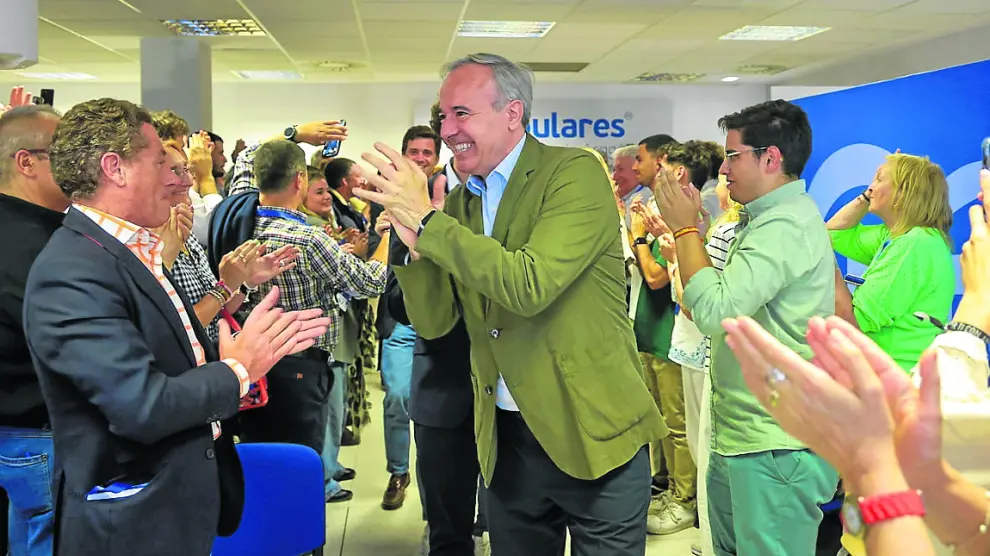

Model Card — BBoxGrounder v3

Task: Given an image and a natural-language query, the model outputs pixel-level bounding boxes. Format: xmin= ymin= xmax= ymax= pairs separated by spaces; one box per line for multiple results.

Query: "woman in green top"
xmin=826 ymin=153 xmax=955 ymax=372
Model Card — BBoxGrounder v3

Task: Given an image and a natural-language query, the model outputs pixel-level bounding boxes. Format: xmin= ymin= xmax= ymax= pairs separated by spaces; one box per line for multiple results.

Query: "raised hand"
xmin=2 ymin=86 xmax=33 ymax=114
xmin=295 ymin=120 xmax=348 ymax=148
xmin=352 ymin=143 xmax=434 ymax=234
xmin=245 ymin=244 xmax=299 ymax=287
xmin=218 ymin=287 xmax=331 ymax=382
xmin=652 ymin=167 xmax=700 ymax=231
xmin=219 ymin=240 xmax=260 ymax=291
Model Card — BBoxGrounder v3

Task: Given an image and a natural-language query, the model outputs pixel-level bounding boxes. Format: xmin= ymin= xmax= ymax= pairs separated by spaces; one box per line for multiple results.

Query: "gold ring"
xmin=769 ymin=389 xmax=780 ymax=408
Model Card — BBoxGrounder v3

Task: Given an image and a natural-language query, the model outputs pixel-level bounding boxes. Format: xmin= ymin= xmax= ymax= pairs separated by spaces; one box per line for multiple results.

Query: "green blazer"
xmin=393 ymin=135 xmax=667 ymax=483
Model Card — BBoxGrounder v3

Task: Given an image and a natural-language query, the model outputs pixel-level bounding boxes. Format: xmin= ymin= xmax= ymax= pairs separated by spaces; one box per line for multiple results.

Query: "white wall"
xmin=0 ymin=80 xmax=769 ymax=166
xmin=770 ymin=86 xmax=848 ymax=101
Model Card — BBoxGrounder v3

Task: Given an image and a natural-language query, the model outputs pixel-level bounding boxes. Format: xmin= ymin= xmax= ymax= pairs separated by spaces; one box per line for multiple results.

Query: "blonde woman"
xmin=827 ymin=153 xmax=955 ymax=372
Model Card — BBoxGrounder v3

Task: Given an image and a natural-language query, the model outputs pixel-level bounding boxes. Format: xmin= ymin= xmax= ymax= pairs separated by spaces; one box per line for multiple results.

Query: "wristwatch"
xmin=239 ymin=282 xmax=259 ymax=298
xmin=946 ymin=321 xmax=990 ymax=345
xmin=283 ymin=125 xmax=297 ymax=142
xmin=841 ymin=490 xmax=925 ymax=540
xmin=633 ymin=237 xmax=649 ymax=246
xmin=418 ymin=209 xmax=437 ymax=236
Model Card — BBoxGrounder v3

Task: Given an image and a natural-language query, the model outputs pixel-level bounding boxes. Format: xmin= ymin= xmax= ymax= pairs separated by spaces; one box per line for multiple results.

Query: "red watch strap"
xmin=859 ymin=490 xmax=925 ymax=525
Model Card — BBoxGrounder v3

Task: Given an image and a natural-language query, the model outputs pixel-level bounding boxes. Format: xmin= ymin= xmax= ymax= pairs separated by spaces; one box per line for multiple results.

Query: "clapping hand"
xmin=652 ymin=167 xmax=703 ymax=232
xmin=245 ymin=244 xmax=299 ymax=287
xmin=218 ymin=287 xmax=332 ymax=383
xmin=352 ymin=143 xmax=434 ymax=253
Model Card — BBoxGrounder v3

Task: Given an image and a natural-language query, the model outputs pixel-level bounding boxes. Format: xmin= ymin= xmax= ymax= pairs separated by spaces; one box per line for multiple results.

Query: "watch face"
xmin=284 ymin=126 xmax=295 ymax=140
xmin=841 ymin=502 xmax=864 ymax=536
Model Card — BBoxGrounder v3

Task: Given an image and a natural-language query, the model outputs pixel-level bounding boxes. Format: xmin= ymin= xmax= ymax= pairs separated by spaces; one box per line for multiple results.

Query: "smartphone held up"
xmin=323 ymin=119 xmax=346 ymax=158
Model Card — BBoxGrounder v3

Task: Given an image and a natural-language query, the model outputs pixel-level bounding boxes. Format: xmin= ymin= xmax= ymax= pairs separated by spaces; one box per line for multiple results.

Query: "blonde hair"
xmin=707 ymin=176 xmax=743 ymax=240
xmin=886 ymin=153 xmax=952 ymax=242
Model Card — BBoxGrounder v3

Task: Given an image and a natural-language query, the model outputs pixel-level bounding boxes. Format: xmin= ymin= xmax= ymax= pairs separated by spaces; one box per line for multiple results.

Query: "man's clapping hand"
xmin=218 ymin=286 xmax=331 ymax=383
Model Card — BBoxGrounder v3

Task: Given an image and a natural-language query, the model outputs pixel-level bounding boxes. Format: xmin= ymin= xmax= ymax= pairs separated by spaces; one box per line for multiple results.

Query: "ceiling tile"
xmin=39 ymin=0 xmax=141 ymax=20
xmin=124 ymin=0 xmax=247 ymax=20
xmin=362 ymin=21 xmax=455 ymax=38
xmin=359 ymin=2 xmax=462 ymax=21
xmin=757 ymin=9 xmax=872 ymax=27
xmin=895 ymin=0 xmax=990 ymax=14
xmin=640 ymin=7 xmax=780 ymax=39
xmin=691 ymin=0 xmax=805 ymax=7
xmin=796 ymin=0 xmax=916 ymax=10
xmin=462 ymin=4 xmax=576 ymax=21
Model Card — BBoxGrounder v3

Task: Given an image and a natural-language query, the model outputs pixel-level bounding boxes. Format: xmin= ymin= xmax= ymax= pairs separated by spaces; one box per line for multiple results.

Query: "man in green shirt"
xmin=654 ymin=100 xmax=840 ymax=555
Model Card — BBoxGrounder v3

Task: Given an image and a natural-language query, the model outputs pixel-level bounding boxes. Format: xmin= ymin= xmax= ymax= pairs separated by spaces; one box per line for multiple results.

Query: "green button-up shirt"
xmin=682 ymin=180 xmax=836 ymax=456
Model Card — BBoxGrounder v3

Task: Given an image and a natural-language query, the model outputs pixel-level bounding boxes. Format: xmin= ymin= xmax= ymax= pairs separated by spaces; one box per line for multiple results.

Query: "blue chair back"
xmin=212 ymin=443 xmax=326 ymax=556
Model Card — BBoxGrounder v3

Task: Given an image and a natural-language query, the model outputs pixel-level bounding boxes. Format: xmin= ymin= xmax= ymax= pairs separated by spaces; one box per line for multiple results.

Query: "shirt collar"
xmin=742 ymin=179 xmax=806 ymax=220
xmin=73 ymin=203 xmax=156 ymax=246
xmin=465 ymin=134 xmax=527 ymax=197
xmin=621 ymin=185 xmax=649 ymax=204
xmin=444 ymin=162 xmax=462 ymax=191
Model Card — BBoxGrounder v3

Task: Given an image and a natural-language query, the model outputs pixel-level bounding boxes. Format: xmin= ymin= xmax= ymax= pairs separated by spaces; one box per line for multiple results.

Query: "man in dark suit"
xmin=23 ymin=98 xmax=330 ymax=556
xmin=383 ymin=161 xmax=488 ymax=555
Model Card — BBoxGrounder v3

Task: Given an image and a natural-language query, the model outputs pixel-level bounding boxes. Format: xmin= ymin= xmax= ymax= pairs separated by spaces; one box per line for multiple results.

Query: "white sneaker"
xmin=473 ymin=532 xmax=491 ymax=556
xmin=649 ymin=490 xmax=671 ymax=514
xmin=646 ymin=501 xmax=696 ymax=535
xmin=691 ymin=543 xmax=702 ymax=555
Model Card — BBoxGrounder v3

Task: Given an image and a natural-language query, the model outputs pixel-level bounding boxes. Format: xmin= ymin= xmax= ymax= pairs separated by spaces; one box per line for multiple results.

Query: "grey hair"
xmin=612 ymin=144 xmax=638 ymax=164
xmin=0 ymin=105 xmax=61 ymax=185
xmin=442 ymin=53 xmax=534 ymax=126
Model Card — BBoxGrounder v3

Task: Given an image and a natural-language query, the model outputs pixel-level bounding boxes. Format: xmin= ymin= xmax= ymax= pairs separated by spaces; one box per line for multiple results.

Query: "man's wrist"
xmin=223 ymin=358 xmax=251 ymax=398
xmin=846 ymin=447 xmax=904 ymax=494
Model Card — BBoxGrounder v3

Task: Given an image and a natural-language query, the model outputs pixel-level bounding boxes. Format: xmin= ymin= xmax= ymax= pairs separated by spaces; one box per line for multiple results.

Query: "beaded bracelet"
xmin=948 ymin=491 xmax=990 ymax=553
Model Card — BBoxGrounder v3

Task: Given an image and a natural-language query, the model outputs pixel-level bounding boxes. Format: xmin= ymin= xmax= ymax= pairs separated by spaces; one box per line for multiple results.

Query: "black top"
xmin=0 ymin=193 xmax=65 ymax=428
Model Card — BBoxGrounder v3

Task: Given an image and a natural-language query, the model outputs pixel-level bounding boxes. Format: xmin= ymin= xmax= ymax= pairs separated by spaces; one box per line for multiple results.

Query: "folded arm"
xmin=24 ymin=263 xmax=241 ymax=445
xmin=414 ymin=153 xmax=617 ymax=319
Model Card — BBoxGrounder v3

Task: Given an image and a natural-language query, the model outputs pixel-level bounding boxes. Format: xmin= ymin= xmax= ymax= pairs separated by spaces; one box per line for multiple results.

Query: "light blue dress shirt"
xmin=463 ymin=134 xmax=527 ymax=411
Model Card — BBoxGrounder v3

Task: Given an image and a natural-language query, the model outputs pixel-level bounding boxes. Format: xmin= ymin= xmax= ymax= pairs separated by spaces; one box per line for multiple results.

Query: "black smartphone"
xmin=39 ymin=88 xmax=55 ymax=106
xmin=322 ymin=119 xmax=345 ymax=158
xmin=982 ymin=136 xmax=990 ymax=171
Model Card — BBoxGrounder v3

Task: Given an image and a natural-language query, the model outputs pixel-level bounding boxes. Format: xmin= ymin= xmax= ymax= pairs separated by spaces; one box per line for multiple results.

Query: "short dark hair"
xmin=51 ymin=98 xmax=154 ymax=200
xmin=638 ymin=134 xmax=678 ymax=157
xmin=324 ymin=158 xmax=356 ymax=190
xmin=718 ymin=100 xmax=812 ymax=178
xmin=254 ymin=139 xmax=306 ymax=193
xmin=402 ymin=125 xmax=441 ymax=156
xmin=665 ymin=141 xmax=715 ymax=190
xmin=207 ymin=131 xmax=223 ymax=144
xmin=705 ymin=141 xmax=726 ymax=181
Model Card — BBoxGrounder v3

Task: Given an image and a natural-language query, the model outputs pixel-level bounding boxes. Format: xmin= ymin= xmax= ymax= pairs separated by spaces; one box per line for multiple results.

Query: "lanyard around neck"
xmin=257 ymin=207 xmax=307 ymax=225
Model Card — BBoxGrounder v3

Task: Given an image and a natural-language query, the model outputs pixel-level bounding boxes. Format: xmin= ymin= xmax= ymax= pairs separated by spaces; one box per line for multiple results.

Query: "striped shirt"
xmin=74 ymin=205 xmax=250 ymax=436
xmin=702 ymin=220 xmax=738 ymax=369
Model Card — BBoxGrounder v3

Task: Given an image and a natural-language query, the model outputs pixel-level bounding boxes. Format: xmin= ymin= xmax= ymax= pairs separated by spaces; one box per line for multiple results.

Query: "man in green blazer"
xmin=354 ymin=53 xmax=667 ymax=556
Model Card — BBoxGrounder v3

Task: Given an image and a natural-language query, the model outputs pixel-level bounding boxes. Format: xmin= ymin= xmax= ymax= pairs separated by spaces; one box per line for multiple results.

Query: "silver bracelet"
xmin=948 ymin=491 xmax=990 ymax=552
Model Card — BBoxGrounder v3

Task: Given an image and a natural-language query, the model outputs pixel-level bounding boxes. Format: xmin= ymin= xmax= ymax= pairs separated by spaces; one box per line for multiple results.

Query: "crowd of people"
xmin=0 ymin=50 xmax=988 ymax=556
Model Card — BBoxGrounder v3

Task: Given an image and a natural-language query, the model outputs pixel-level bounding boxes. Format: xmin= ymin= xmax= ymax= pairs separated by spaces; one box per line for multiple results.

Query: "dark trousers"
xmin=238 ymin=352 xmax=333 ymax=454
xmin=488 ymin=410 xmax=650 ymax=556
xmin=415 ymin=415 xmax=487 ymax=556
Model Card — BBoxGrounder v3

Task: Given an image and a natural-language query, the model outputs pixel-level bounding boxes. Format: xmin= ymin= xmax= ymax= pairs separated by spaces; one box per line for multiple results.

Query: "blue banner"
xmin=794 ymin=59 xmax=990 ymax=313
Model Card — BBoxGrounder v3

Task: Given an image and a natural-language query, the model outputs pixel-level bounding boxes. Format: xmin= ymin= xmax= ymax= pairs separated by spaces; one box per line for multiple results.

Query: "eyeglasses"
xmin=10 ymin=148 xmax=49 ymax=159
xmin=725 ymin=147 xmax=769 ymax=164
xmin=169 ymin=165 xmax=191 ymax=178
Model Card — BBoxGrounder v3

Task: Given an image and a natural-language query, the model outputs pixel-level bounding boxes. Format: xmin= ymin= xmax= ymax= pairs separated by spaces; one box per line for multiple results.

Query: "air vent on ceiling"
xmin=634 ymin=72 xmax=705 ymax=83
xmin=522 ymin=62 xmax=588 ymax=73
xmin=313 ymin=61 xmax=365 ymax=72
xmin=162 ymin=19 xmax=265 ymax=37
xmin=737 ymin=64 xmax=789 ymax=75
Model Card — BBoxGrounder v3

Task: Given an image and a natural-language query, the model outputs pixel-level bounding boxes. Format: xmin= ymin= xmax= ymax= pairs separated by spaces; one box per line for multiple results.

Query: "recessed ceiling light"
xmin=720 ymin=25 xmax=830 ymax=41
xmin=721 ymin=76 xmax=740 ymax=83
xmin=232 ymin=70 xmax=302 ymax=80
xmin=17 ymin=72 xmax=97 ymax=80
xmin=162 ymin=19 xmax=266 ymax=37
xmin=457 ymin=20 xmax=555 ymax=38
xmin=737 ymin=64 xmax=790 ymax=75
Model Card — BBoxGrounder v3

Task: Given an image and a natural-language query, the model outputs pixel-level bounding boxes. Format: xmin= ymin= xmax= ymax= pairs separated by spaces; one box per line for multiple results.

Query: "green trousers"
xmin=707 ymin=449 xmax=838 ymax=556
xmin=640 ymin=352 xmax=695 ymax=507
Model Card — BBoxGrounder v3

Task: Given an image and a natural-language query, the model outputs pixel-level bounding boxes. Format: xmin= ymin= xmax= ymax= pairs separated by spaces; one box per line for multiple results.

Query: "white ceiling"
xmin=8 ymin=0 xmax=990 ymax=84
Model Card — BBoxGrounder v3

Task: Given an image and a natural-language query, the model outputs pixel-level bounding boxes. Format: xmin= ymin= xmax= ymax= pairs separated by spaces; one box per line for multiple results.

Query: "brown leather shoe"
xmin=381 ymin=473 xmax=410 ymax=510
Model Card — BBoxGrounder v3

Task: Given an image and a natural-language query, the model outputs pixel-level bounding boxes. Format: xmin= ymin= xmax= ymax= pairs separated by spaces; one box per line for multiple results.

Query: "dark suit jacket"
xmin=24 ymin=209 xmax=245 ymax=556
xmin=384 ymin=169 xmax=474 ymax=428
